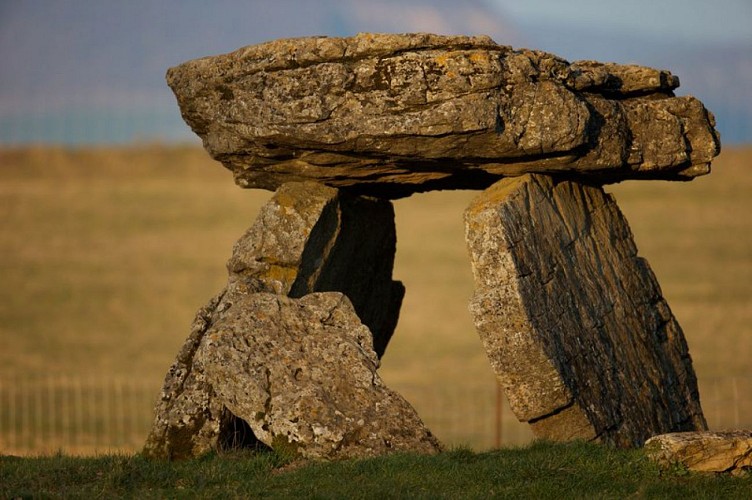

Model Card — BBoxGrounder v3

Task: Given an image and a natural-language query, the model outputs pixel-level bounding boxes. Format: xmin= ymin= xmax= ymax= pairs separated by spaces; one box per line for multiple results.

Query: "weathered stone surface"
xmin=464 ymin=174 xmax=707 ymax=447
xmin=227 ymin=181 xmax=404 ymax=356
xmin=197 ymin=292 xmax=441 ymax=459
xmin=167 ymin=33 xmax=720 ymax=198
xmin=143 ymin=181 xmax=405 ymax=459
xmin=645 ymin=431 xmax=752 ymax=474
xmin=142 ymin=292 xmax=264 ymax=459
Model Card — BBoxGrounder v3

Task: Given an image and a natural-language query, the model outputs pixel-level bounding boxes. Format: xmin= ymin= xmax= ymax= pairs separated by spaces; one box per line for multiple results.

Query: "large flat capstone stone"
xmin=167 ymin=33 xmax=720 ymax=198
xmin=464 ymin=174 xmax=707 ymax=447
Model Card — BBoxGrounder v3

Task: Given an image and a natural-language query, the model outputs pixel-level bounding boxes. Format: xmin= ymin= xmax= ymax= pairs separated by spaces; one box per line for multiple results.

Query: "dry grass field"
xmin=1 ymin=144 xmax=750 ymax=453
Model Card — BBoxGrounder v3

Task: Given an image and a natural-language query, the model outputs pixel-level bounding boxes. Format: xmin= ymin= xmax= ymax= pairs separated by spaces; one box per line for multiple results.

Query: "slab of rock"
xmin=143 ymin=181 xmax=404 ymax=459
xmin=167 ymin=33 xmax=720 ymax=198
xmin=227 ymin=181 xmax=404 ymax=356
xmin=197 ymin=292 xmax=441 ymax=459
xmin=645 ymin=431 xmax=752 ymax=474
xmin=464 ymin=174 xmax=707 ymax=447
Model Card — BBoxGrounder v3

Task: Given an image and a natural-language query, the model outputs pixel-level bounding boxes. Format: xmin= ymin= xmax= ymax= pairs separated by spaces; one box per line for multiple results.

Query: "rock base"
xmin=198 ymin=292 xmax=441 ymax=459
xmin=143 ymin=182 xmax=432 ymax=460
xmin=645 ymin=431 xmax=752 ymax=475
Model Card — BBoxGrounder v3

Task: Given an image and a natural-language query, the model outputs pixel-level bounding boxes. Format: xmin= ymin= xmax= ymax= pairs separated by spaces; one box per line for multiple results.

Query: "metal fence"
xmin=0 ymin=375 xmax=158 ymax=456
xmin=0 ymin=375 xmax=749 ymax=456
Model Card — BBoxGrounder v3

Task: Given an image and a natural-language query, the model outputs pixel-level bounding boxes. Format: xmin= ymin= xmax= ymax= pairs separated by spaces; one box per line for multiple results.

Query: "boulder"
xmin=645 ymin=431 xmax=752 ymax=475
xmin=464 ymin=174 xmax=706 ymax=447
xmin=142 ymin=292 xmax=264 ymax=459
xmin=167 ymin=33 xmax=720 ymax=198
xmin=143 ymin=182 xmax=405 ymax=459
xmin=226 ymin=181 xmax=404 ymax=356
xmin=197 ymin=292 xmax=441 ymax=459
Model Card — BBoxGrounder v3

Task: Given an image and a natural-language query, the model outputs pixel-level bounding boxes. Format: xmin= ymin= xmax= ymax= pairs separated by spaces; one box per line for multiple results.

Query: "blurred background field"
xmin=1 ymin=145 xmax=750 ymax=455
xmin=1 ymin=0 xmax=750 ymax=457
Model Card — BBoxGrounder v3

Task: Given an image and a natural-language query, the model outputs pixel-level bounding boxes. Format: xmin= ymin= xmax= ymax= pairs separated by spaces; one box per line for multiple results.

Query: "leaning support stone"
xmin=464 ymin=174 xmax=707 ymax=447
xmin=143 ymin=181 xmax=405 ymax=459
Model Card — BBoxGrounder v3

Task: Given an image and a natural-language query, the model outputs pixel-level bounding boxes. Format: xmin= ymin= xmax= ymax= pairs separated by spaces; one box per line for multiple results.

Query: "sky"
xmin=0 ymin=0 xmax=749 ymax=144
xmin=490 ymin=0 xmax=752 ymax=45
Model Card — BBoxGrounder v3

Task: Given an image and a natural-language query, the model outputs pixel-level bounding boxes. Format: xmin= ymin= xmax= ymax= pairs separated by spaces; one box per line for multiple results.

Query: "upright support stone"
xmin=464 ymin=174 xmax=707 ymax=447
xmin=227 ymin=181 xmax=404 ymax=356
xmin=143 ymin=181 xmax=405 ymax=459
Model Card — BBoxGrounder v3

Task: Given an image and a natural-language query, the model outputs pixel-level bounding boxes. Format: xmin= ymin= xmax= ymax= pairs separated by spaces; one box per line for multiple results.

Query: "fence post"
xmin=0 ymin=377 xmax=4 ymax=451
xmin=131 ymin=378 xmax=142 ymax=447
xmin=46 ymin=376 xmax=53 ymax=450
xmin=9 ymin=374 xmax=17 ymax=452
xmin=0 ymin=377 xmax=5 ymax=451
xmin=61 ymin=375 xmax=70 ymax=451
xmin=114 ymin=377 xmax=124 ymax=448
xmin=74 ymin=376 xmax=83 ymax=450
xmin=495 ymin=381 xmax=503 ymax=449
xmin=713 ymin=378 xmax=721 ymax=428
xmin=732 ymin=377 xmax=740 ymax=427
xmin=38 ymin=376 xmax=45 ymax=451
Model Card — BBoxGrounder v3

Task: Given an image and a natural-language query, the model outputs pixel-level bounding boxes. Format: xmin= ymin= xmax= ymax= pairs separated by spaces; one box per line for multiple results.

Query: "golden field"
xmin=1 ymin=144 xmax=750 ymax=452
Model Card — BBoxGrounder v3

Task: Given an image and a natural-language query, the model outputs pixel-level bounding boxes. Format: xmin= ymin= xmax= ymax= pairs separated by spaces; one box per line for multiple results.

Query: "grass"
xmin=1 ymin=144 xmax=751 ymax=452
xmin=2 ymin=441 xmax=750 ymax=498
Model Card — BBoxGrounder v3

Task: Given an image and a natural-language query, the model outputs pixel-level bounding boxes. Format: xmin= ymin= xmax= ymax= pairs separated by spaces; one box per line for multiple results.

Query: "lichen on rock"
xmin=464 ymin=174 xmax=707 ymax=447
xmin=143 ymin=181 xmax=408 ymax=459
xmin=167 ymin=33 xmax=720 ymax=198
xmin=197 ymin=292 xmax=441 ymax=459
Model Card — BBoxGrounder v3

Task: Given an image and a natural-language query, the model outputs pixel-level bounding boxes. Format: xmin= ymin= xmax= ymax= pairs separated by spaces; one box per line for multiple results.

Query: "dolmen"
xmin=143 ymin=33 xmax=720 ymax=460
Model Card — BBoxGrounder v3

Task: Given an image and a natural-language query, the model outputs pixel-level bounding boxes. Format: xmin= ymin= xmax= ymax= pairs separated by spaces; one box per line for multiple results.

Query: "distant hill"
xmin=0 ymin=0 xmax=748 ymax=144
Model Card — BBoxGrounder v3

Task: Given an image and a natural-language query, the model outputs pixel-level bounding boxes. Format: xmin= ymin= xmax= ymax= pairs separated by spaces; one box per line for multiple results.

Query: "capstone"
xmin=167 ymin=33 xmax=720 ymax=198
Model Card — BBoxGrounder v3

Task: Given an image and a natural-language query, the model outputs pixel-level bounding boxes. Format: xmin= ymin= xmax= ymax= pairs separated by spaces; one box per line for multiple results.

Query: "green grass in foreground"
xmin=2 ymin=442 xmax=750 ymax=499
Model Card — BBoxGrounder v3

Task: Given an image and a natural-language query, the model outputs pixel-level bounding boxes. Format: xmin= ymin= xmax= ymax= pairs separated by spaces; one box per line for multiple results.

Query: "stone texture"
xmin=645 ymin=431 xmax=752 ymax=474
xmin=142 ymin=292 xmax=264 ymax=459
xmin=143 ymin=181 xmax=405 ymax=459
xmin=226 ymin=181 xmax=404 ymax=356
xmin=167 ymin=33 xmax=720 ymax=198
xmin=197 ymin=292 xmax=441 ymax=459
xmin=464 ymin=174 xmax=706 ymax=447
